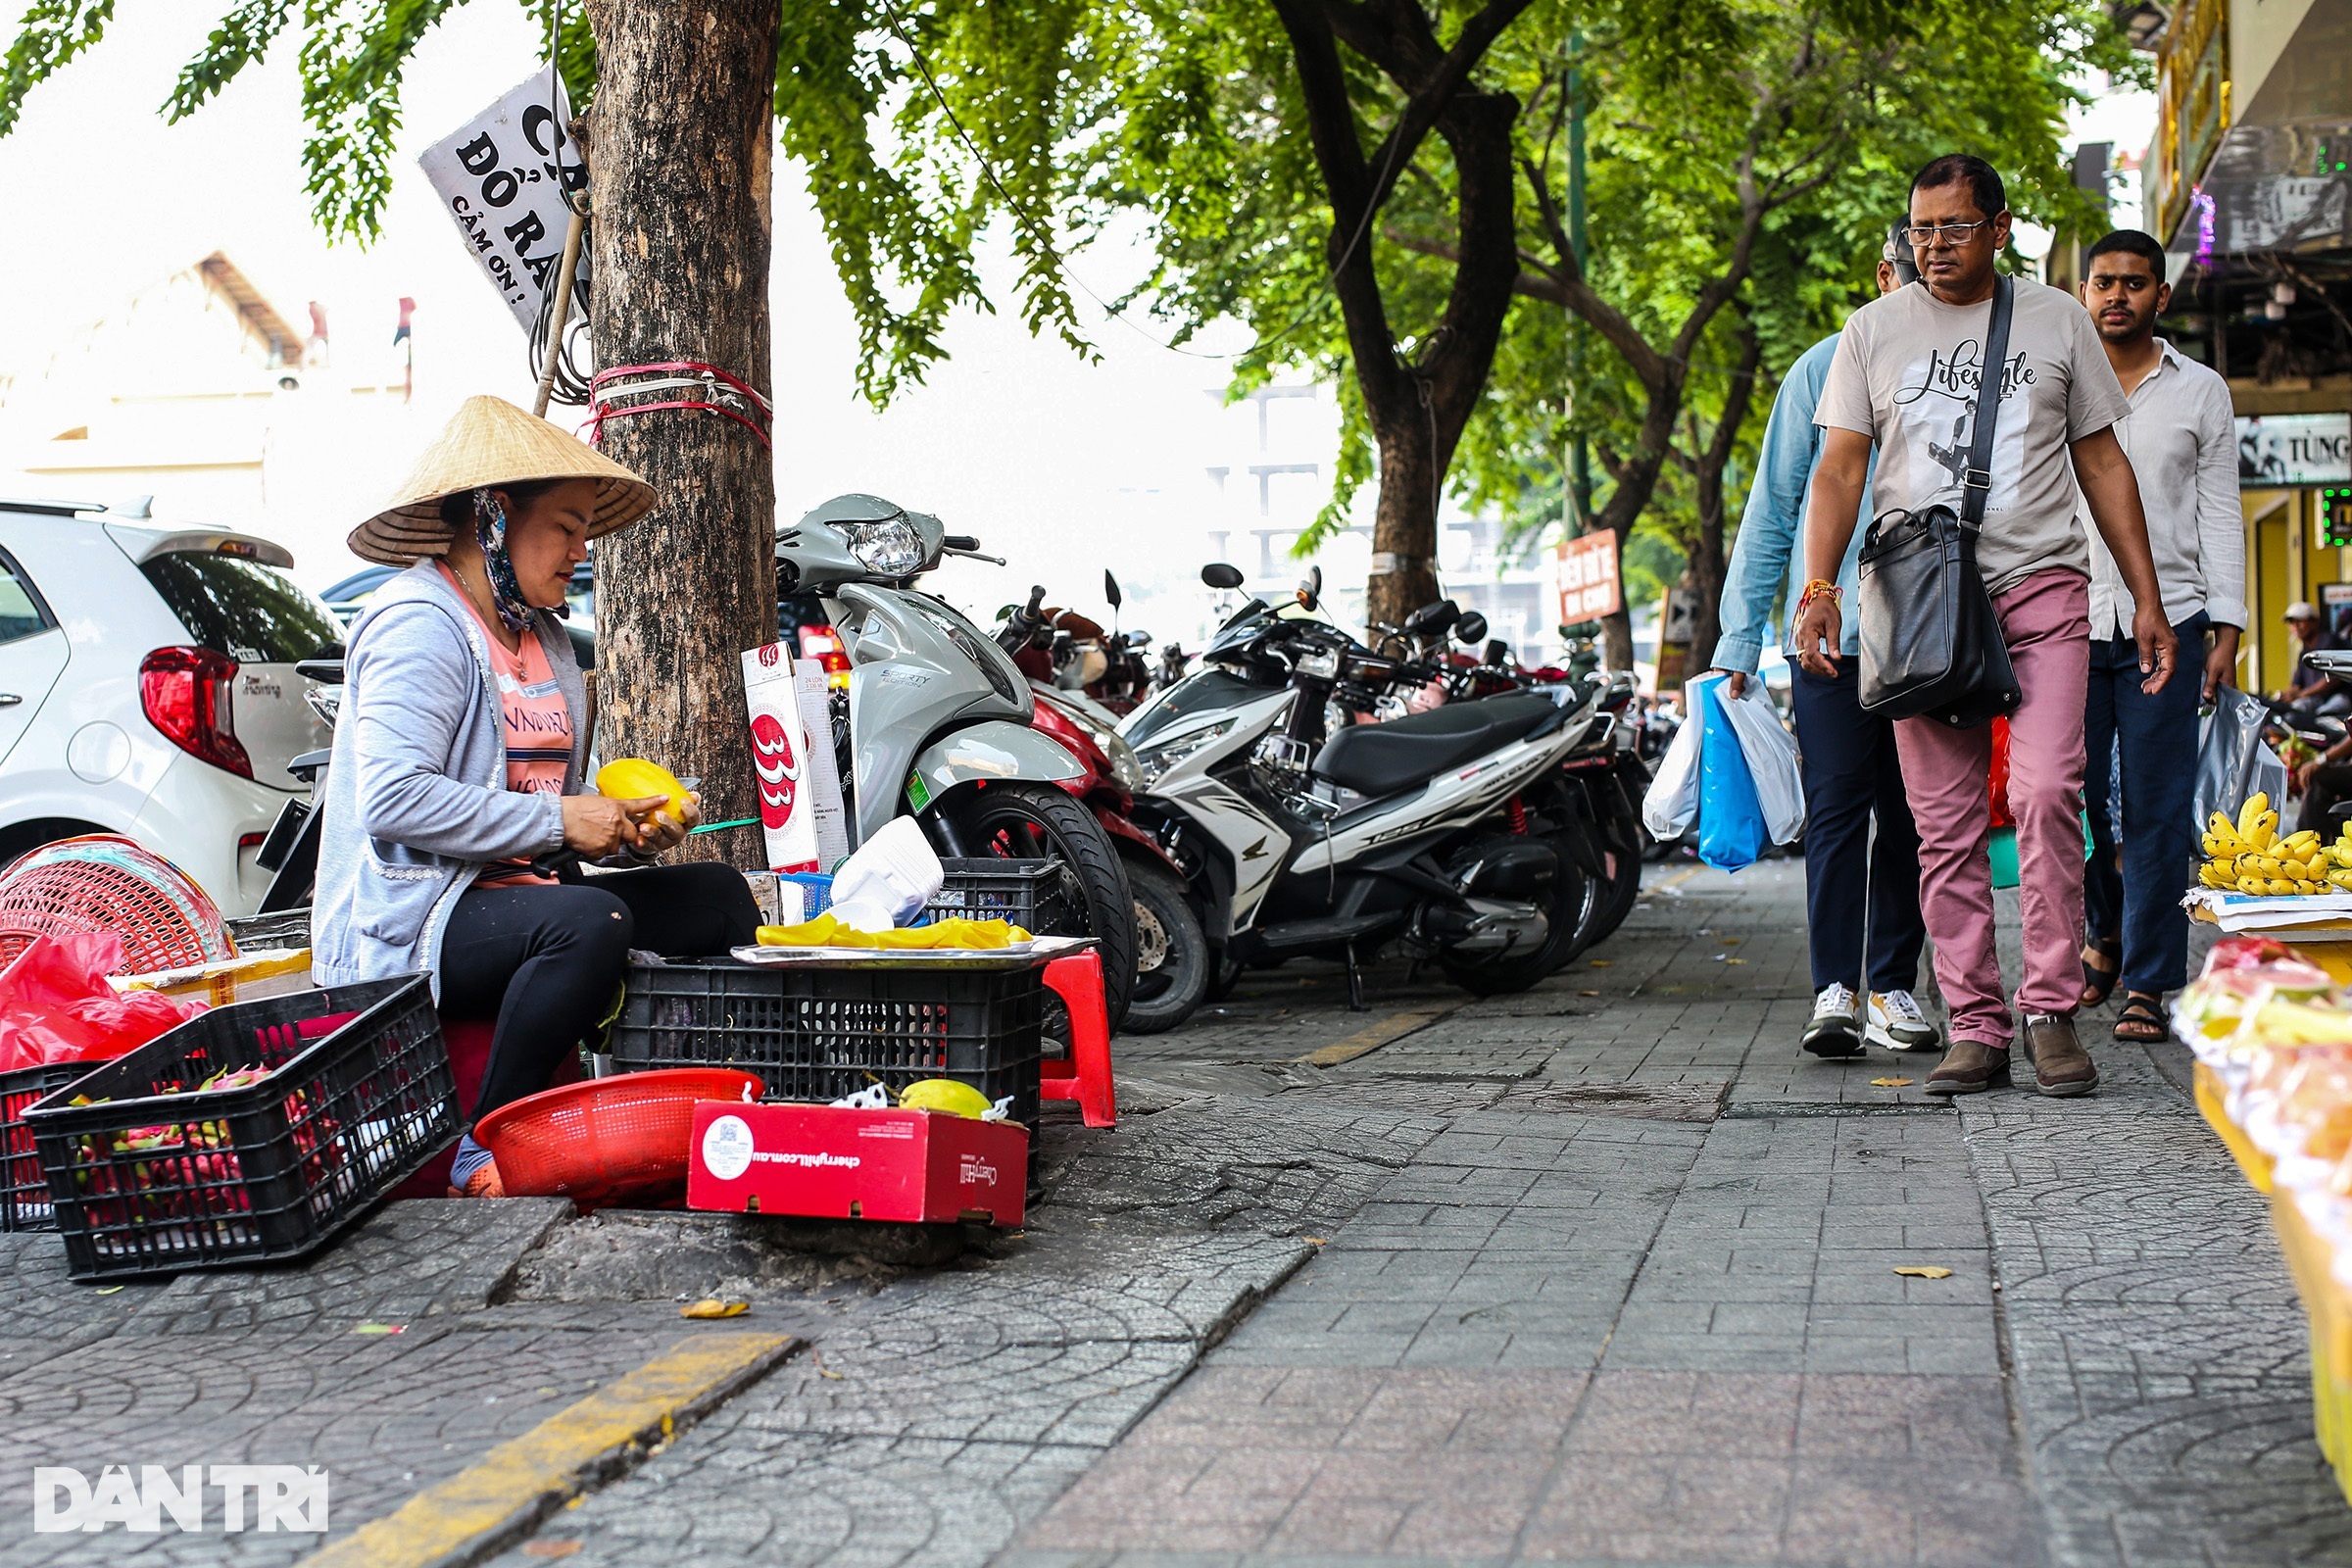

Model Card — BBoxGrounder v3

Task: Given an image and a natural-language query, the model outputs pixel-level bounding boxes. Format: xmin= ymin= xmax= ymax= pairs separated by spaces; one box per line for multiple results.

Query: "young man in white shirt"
xmin=2073 ymin=228 xmax=2244 ymax=1044
xmin=1791 ymin=156 xmax=2176 ymax=1099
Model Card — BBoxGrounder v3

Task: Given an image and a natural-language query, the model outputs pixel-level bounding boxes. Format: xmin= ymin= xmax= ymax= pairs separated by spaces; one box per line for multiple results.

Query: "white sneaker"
xmin=1803 ymin=982 xmax=1865 ymax=1058
xmin=1868 ymin=990 xmax=1941 ymax=1053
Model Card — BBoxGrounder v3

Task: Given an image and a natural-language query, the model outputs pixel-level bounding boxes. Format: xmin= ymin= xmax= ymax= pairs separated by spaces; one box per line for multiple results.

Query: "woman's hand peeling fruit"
xmin=596 ymin=759 xmax=694 ymax=824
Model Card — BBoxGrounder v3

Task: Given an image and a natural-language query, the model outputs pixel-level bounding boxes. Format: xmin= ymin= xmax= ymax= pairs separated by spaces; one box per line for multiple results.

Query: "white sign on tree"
xmin=416 ymin=67 xmax=587 ymax=331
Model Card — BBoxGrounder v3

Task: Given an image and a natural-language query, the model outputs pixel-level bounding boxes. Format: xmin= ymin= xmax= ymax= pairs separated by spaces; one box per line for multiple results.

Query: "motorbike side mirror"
xmin=1296 ymin=564 xmax=1323 ymax=611
xmin=1455 ymin=611 xmax=1489 ymax=645
xmin=1103 ymin=570 xmax=1123 ymax=612
xmin=1402 ymin=599 xmax=1457 ymax=636
xmin=1201 ymin=563 xmax=1245 ymax=590
xmin=1129 ymin=629 xmax=1152 ymax=649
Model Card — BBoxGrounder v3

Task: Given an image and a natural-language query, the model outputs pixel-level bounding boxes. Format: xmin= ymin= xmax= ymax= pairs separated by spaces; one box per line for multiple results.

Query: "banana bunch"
xmin=2200 ymin=793 xmax=2347 ymax=894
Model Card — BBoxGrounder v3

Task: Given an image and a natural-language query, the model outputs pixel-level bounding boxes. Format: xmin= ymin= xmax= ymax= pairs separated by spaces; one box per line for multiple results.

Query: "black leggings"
xmin=439 ymin=861 xmax=759 ymax=1126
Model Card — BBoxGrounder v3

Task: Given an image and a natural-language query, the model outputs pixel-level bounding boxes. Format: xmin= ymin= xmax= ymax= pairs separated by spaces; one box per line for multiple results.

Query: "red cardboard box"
xmin=686 ymin=1102 xmax=1027 ymax=1226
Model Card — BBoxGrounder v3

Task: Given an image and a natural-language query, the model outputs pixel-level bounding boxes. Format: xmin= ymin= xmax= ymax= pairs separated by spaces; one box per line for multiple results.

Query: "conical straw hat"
xmin=351 ymin=395 xmax=658 ymax=564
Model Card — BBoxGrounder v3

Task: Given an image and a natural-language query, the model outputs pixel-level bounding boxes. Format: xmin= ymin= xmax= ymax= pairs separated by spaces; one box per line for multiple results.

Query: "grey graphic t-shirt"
xmin=1816 ymin=278 xmax=2130 ymax=595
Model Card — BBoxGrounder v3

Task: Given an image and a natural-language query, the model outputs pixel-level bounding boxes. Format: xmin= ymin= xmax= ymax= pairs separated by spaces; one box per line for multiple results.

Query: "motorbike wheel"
xmin=1439 ymin=847 xmax=1592 ymax=997
xmin=1119 ymin=858 xmax=1209 ymax=1034
xmin=949 ymin=781 xmax=1139 ymax=1028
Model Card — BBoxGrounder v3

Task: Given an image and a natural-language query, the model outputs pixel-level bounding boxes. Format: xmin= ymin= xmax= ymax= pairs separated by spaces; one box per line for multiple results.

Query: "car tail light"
xmin=140 ymin=646 xmax=253 ymax=779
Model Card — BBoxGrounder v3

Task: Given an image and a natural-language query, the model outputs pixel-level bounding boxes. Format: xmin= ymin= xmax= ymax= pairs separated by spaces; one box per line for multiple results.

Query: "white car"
xmin=0 ymin=498 xmax=339 ymax=917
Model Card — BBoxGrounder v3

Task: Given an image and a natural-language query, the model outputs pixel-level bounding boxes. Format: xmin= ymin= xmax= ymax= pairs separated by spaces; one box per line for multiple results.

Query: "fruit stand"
xmin=2180 ymin=925 xmax=2352 ymax=1504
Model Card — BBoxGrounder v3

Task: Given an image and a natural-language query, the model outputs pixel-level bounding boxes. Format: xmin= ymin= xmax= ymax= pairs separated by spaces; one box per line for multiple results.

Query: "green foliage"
xmin=0 ymin=0 xmax=114 ymax=140
xmin=1449 ymin=0 xmax=2136 ymax=578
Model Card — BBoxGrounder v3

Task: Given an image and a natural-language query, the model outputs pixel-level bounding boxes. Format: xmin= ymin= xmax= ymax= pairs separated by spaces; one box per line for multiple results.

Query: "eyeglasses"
xmin=1905 ymin=220 xmax=1992 ymax=247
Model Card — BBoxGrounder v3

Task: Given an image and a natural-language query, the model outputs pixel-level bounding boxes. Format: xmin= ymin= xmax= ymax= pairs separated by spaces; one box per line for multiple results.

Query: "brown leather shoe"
xmin=2023 ymin=1012 xmax=2097 ymax=1098
xmin=1924 ymin=1041 xmax=2011 ymax=1096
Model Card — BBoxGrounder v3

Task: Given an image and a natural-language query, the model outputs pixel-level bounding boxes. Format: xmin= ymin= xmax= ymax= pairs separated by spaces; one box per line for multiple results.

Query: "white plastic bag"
xmin=1642 ymin=688 xmax=1706 ymax=839
xmin=1638 ymin=673 xmax=1805 ymax=846
xmin=1715 ymin=681 xmax=1805 ymax=845
xmin=828 ymin=816 xmax=944 ymax=929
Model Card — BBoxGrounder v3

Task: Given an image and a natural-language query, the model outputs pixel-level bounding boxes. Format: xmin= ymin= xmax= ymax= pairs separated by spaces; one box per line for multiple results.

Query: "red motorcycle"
xmin=1000 ymin=586 xmax=1212 ymax=1033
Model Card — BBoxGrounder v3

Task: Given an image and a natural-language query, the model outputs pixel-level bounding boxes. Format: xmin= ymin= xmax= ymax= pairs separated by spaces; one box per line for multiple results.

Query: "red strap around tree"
xmin=587 ymin=361 xmax=775 ymax=450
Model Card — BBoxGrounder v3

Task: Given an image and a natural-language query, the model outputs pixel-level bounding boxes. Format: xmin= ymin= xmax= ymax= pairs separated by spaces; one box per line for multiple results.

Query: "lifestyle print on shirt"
xmin=1893 ymin=333 xmax=2030 ymax=519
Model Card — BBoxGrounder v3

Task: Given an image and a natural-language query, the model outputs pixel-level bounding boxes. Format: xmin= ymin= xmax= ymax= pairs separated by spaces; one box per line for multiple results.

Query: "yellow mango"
xmin=595 ymin=758 xmax=693 ymax=824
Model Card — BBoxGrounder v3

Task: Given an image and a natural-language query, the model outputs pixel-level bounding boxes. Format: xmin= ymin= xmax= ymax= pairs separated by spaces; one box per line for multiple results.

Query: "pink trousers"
xmin=1890 ymin=569 xmax=2090 ymax=1047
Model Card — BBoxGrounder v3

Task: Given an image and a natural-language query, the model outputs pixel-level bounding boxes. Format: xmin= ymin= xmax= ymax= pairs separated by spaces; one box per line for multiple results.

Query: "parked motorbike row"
xmin=261 ymin=492 xmax=1650 ymax=1040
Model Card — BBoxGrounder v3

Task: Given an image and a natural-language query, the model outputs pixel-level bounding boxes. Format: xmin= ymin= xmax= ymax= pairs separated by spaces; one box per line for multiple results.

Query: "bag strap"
xmin=1960 ymin=274 xmax=2014 ymax=531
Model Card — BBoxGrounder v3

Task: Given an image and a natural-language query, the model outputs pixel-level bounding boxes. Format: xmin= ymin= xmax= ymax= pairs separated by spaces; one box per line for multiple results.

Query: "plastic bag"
xmin=1714 ymin=681 xmax=1805 ymax=844
xmin=2194 ymin=687 xmax=2270 ymax=830
xmin=1696 ymin=682 xmax=1769 ymax=871
xmin=0 ymin=932 xmax=209 ymax=1073
xmin=1642 ymin=696 xmax=1705 ymax=839
xmin=827 ymin=816 xmax=945 ymax=930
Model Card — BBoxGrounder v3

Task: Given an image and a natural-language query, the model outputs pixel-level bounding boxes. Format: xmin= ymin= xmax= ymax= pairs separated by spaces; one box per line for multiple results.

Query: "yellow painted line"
xmin=1653 ymin=865 xmax=1701 ymax=892
xmin=1298 ymin=1007 xmax=1453 ymax=1067
xmin=300 ymin=1331 xmax=797 ymax=1568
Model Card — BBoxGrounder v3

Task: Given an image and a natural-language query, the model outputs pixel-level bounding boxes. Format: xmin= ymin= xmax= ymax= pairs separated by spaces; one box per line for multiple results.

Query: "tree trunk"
xmin=584 ymin=0 xmax=780 ymax=867
xmin=1366 ymin=415 xmax=1443 ymax=629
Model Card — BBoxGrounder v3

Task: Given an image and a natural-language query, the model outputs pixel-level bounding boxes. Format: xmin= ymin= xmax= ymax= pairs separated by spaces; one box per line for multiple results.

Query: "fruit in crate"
xmin=594 ymin=759 xmax=693 ymax=823
xmin=899 ymin=1079 xmax=998 ymax=1119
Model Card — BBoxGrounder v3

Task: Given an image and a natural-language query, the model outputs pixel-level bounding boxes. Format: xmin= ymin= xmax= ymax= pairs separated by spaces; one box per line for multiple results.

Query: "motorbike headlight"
xmin=1135 ymin=717 xmax=1235 ymax=782
xmin=1296 ymin=647 xmax=1341 ymax=679
xmin=839 ymin=517 xmax=930 ymax=576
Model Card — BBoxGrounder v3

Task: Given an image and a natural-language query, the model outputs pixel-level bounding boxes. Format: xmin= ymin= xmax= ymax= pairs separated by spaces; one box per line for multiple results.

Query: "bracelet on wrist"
xmin=1796 ymin=579 xmax=1842 ymax=614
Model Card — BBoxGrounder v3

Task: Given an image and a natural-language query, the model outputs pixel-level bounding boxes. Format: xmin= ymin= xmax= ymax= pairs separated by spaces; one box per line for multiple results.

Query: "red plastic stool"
xmin=389 ymin=1015 xmax=582 ymax=1199
xmin=1040 ymin=949 xmax=1115 ymax=1128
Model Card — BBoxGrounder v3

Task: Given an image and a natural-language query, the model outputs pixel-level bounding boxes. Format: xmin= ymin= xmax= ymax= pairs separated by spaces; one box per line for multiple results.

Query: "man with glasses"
xmin=1713 ymin=221 xmax=1937 ymax=1059
xmin=2071 ymin=228 xmax=2242 ymax=1047
xmin=1791 ymin=155 xmax=2176 ymax=1098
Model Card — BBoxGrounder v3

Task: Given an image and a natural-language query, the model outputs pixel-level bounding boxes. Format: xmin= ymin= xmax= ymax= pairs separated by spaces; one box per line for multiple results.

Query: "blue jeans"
xmin=1790 ymin=662 xmax=1926 ymax=994
xmin=2082 ymin=613 xmax=2206 ymax=996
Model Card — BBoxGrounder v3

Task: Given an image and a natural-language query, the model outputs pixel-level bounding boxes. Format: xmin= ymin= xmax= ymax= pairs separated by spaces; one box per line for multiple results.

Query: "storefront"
xmin=2129 ymin=0 xmax=2352 ymax=689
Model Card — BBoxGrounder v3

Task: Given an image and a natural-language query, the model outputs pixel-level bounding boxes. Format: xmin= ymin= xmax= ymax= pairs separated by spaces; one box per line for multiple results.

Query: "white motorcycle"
xmin=778 ymin=494 xmax=1138 ymax=1022
xmin=1119 ymin=564 xmax=1611 ymax=1014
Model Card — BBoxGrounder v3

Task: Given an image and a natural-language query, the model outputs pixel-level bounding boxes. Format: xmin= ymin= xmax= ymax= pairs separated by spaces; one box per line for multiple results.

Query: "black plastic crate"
xmin=0 ymin=1060 xmax=105 ymax=1233
xmin=923 ymin=858 xmax=1067 ymax=931
xmin=24 ymin=977 xmax=456 ymax=1281
xmin=611 ymin=957 xmax=1045 ymax=1124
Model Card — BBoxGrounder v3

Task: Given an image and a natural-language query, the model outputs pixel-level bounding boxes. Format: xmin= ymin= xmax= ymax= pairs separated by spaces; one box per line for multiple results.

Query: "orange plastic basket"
xmin=473 ymin=1067 xmax=763 ymax=1208
xmin=0 ymin=836 xmax=230 ymax=974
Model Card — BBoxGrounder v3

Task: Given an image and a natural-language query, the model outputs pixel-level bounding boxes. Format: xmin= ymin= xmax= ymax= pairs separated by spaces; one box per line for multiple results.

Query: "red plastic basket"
xmin=475 ymin=1067 xmax=763 ymax=1208
xmin=0 ymin=836 xmax=231 ymax=974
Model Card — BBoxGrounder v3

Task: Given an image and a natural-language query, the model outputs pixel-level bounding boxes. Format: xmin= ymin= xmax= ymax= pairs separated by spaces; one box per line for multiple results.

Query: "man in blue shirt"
xmin=1711 ymin=221 xmax=1933 ymax=1059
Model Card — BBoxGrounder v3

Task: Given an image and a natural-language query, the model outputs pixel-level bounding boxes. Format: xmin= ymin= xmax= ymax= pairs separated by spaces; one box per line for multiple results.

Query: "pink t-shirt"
xmin=438 ymin=564 xmax=572 ymax=887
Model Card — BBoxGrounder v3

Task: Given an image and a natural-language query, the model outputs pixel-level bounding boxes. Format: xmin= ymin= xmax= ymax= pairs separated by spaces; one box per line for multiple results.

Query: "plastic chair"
xmin=1040 ymin=949 xmax=1115 ymax=1128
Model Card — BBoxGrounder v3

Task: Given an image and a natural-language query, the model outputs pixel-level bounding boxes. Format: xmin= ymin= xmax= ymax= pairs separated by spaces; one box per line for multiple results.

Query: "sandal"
xmin=2080 ymin=935 xmax=2123 ymax=1008
xmin=2113 ymin=993 xmax=2169 ymax=1043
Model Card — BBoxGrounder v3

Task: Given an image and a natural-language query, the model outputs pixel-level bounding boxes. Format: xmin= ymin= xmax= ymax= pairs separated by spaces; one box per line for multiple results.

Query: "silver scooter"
xmin=777 ymin=494 xmax=1138 ymax=1021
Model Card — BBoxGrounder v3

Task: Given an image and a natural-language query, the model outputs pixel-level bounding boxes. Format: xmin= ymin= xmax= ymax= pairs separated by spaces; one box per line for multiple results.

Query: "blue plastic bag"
xmin=1696 ymin=681 xmax=1768 ymax=871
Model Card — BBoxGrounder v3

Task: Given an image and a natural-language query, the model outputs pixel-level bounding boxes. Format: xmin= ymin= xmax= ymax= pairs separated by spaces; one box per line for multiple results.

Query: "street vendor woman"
xmin=312 ymin=395 xmax=758 ymax=1197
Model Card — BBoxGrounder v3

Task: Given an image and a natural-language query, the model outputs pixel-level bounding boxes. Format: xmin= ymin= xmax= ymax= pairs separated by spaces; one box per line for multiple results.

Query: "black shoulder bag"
xmin=1854 ymin=274 xmax=2024 ymax=728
